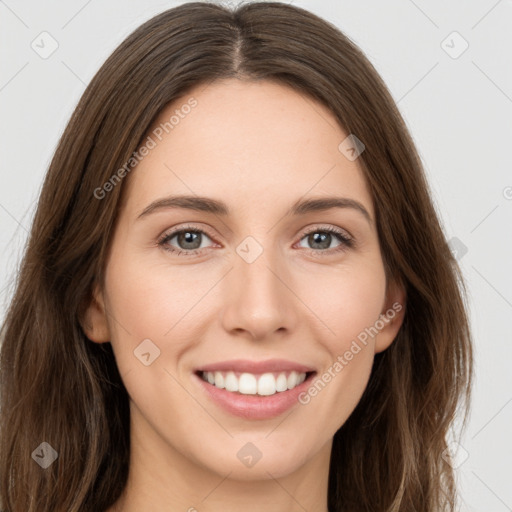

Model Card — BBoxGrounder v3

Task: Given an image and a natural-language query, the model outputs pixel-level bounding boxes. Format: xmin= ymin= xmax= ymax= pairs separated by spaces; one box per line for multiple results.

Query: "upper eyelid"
xmin=301 ymin=224 xmax=351 ymax=238
xmin=159 ymin=224 xmax=216 ymax=242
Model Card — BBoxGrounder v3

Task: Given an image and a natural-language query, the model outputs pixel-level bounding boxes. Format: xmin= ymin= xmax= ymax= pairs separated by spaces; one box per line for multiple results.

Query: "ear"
xmin=80 ymin=282 xmax=111 ymax=343
xmin=374 ymin=278 xmax=406 ymax=354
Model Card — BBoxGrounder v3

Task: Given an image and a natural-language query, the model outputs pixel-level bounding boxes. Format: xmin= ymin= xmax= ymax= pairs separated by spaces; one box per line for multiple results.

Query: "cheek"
xmin=305 ymin=258 xmax=387 ymax=348
xmin=104 ymin=252 xmax=209 ymax=340
xmin=297 ymin=258 xmax=386 ymax=425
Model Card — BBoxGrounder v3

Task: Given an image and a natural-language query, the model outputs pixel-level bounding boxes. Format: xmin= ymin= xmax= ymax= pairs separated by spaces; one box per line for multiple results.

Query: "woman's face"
xmin=86 ymin=78 xmax=404 ymax=481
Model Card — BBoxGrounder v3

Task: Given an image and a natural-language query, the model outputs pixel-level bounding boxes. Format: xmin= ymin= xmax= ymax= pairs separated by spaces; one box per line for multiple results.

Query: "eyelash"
xmin=157 ymin=224 xmax=354 ymax=257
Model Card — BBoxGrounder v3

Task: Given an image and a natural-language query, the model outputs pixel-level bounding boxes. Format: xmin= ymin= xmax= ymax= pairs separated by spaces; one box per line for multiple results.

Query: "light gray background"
xmin=1 ymin=0 xmax=511 ymax=510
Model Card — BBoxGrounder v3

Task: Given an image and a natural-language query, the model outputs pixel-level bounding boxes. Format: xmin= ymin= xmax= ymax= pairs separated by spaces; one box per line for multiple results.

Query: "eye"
xmin=296 ymin=226 xmax=354 ymax=255
xmin=157 ymin=225 xmax=216 ymax=256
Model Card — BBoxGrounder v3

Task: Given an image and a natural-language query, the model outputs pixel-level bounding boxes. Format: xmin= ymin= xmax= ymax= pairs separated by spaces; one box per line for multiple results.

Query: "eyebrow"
xmin=136 ymin=194 xmax=372 ymax=224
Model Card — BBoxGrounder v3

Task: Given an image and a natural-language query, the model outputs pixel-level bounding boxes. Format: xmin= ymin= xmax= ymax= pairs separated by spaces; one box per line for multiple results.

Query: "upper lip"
xmin=196 ymin=358 xmax=316 ymax=374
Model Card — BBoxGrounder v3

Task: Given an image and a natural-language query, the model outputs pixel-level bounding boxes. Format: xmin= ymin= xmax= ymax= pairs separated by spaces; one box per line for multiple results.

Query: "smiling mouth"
xmin=196 ymin=370 xmax=316 ymax=396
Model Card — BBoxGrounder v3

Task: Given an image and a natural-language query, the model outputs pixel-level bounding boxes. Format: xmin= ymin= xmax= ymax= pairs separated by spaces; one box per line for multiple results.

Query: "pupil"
xmin=179 ymin=231 xmax=201 ymax=249
xmin=310 ymin=232 xmax=330 ymax=249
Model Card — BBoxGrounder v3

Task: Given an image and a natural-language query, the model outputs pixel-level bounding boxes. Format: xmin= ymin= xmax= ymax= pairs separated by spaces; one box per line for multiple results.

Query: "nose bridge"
xmin=221 ymin=235 xmax=296 ymax=339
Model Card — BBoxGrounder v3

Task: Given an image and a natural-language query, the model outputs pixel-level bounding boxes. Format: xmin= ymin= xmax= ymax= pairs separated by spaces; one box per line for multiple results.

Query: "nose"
xmin=220 ymin=246 xmax=298 ymax=342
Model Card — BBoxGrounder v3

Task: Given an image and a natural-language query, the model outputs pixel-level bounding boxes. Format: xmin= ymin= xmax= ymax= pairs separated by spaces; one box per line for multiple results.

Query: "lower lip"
xmin=193 ymin=372 xmax=316 ymax=420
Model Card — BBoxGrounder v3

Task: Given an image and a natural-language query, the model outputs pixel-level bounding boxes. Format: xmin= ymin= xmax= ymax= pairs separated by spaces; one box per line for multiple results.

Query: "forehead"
xmin=121 ymin=78 xmax=373 ymax=219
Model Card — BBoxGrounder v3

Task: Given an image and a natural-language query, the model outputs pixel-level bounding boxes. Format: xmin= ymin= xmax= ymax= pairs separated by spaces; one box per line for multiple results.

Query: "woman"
xmin=0 ymin=2 xmax=472 ymax=511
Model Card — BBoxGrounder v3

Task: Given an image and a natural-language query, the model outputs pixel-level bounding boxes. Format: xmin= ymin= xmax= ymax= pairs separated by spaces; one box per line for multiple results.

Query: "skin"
xmin=84 ymin=78 xmax=405 ymax=512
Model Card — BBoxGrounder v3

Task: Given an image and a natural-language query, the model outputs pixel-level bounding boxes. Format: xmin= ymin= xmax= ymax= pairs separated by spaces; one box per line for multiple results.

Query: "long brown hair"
xmin=0 ymin=2 xmax=472 ymax=510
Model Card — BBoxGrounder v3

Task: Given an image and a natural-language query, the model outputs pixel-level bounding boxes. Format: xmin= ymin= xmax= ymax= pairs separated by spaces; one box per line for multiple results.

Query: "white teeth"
xmin=239 ymin=373 xmax=257 ymax=394
xmin=224 ymin=371 xmax=238 ymax=392
xmin=214 ymin=371 xmax=224 ymax=389
xmin=258 ymin=373 xmax=277 ymax=396
xmin=201 ymin=370 xmax=308 ymax=396
xmin=276 ymin=373 xmax=288 ymax=392
xmin=287 ymin=371 xmax=298 ymax=389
